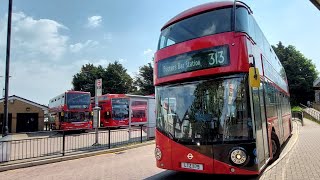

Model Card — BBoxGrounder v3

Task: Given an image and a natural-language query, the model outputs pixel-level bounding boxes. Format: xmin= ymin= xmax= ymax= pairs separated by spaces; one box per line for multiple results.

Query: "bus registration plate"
xmin=181 ymin=162 xmax=203 ymax=170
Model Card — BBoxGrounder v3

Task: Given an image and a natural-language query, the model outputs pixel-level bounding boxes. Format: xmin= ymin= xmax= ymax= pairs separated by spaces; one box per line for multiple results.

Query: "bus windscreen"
xmin=66 ymin=93 xmax=90 ymax=109
xmin=111 ymin=98 xmax=129 ymax=120
xmin=158 ymin=8 xmax=232 ymax=49
xmin=156 ymin=75 xmax=253 ymax=143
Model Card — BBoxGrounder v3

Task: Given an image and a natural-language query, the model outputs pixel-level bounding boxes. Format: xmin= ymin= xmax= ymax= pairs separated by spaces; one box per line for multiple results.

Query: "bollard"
xmin=140 ymin=125 xmax=143 ymax=143
xmin=62 ymin=131 xmax=65 ymax=156
xmin=108 ymin=128 xmax=111 ymax=149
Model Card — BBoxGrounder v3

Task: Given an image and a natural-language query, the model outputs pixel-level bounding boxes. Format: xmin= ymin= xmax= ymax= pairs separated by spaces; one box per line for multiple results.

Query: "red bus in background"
xmin=97 ymin=94 xmax=130 ymax=127
xmin=49 ymin=91 xmax=92 ymax=131
xmin=154 ymin=1 xmax=291 ymax=175
xmin=131 ymin=100 xmax=148 ymax=123
xmin=95 ymin=94 xmax=151 ymax=128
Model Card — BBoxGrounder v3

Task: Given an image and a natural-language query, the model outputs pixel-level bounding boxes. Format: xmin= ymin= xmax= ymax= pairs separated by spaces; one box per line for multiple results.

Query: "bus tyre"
xmin=269 ymin=132 xmax=280 ymax=164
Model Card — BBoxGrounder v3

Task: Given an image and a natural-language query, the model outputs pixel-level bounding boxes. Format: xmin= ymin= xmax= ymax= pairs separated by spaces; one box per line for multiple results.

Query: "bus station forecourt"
xmin=1 ymin=118 xmax=320 ymax=180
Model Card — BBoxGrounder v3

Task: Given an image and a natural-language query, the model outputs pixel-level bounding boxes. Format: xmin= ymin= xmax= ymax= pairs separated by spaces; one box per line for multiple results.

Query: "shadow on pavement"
xmin=144 ymin=170 xmax=260 ymax=180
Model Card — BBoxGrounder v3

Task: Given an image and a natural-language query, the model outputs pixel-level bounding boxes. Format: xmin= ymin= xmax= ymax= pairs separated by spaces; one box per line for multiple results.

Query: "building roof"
xmin=0 ymin=95 xmax=48 ymax=110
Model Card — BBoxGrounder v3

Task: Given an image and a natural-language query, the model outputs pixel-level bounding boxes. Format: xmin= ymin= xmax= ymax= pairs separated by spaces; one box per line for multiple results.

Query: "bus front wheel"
xmin=269 ymin=132 xmax=280 ymax=164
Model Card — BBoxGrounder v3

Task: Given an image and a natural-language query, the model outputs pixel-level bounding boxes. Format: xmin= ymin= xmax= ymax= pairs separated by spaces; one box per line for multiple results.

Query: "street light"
xmin=0 ymin=76 xmax=11 ymax=98
xmin=2 ymin=0 xmax=13 ymax=137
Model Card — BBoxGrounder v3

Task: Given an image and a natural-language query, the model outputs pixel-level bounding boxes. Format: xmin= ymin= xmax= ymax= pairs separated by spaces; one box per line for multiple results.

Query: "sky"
xmin=0 ymin=0 xmax=319 ymax=105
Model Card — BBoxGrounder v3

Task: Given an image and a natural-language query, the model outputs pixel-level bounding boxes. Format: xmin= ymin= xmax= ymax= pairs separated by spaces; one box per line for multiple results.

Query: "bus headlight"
xmin=155 ymin=147 xmax=162 ymax=160
xmin=230 ymin=147 xmax=247 ymax=165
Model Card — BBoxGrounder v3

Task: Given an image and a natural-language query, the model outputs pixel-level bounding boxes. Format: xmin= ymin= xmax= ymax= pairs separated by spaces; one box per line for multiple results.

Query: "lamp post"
xmin=2 ymin=0 xmax=13 ymax=137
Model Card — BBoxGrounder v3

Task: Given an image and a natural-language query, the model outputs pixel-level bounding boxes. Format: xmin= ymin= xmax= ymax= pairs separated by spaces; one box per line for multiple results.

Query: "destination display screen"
xmin=157 ymin=45 xmax=230 ymax=78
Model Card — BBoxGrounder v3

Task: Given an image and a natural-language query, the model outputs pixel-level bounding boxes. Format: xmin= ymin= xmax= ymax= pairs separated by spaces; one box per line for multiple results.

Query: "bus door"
xmin=276 ymin=93 xmax=284 ymax=144
xmin=250 ymin=83 xmax=270 ymax=169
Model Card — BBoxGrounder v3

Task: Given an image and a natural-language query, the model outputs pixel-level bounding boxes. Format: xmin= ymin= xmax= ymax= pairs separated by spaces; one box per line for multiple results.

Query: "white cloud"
xmin=69 ymin=40 xmax=99 ymax=53
xmin=7 ymin=57 xmax=111 ymax=105
xmin=0 ymin=12 xmax=69 ymax=60
xmin=75 ymin=58 xmax=110 ymax=67
xmin=9 ymin=60 xmax=77 ymax=105
xmin=87 ymin=15 xmax=102 ymax=28
xmin=143 ymin=49 xmax=153 ymax=55
xmin=118 ymin=58 xmax=127 ymax=63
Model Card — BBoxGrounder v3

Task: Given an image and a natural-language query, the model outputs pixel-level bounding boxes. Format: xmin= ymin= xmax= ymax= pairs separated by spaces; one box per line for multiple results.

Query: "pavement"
xmin=260 ymin=118 xmax=320 ymax=180
xmin=0 ymin=118 xmax=319 ymax=180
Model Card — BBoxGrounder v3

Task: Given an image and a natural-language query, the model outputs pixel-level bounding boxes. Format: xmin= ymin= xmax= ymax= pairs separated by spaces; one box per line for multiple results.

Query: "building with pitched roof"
xmin=0 ymin=95 xmax=48 ymax=133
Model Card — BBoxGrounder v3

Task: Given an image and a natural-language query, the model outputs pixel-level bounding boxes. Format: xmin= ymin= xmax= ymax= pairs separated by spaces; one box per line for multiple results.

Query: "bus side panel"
xmin=282 ymin=114 xmax=291 ymax=141
xmin=60 ymin=122 xmax=92 ymax=130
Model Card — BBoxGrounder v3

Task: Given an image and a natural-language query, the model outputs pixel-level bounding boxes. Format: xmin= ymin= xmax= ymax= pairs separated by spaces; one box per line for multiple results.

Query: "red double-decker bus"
xmin=49 ymin=91 xmax=92 ymax=131
xmin=154 ymin=1 xmax=292 ymax=175
xmin=97 ymin=94 xmax=130 ymax=127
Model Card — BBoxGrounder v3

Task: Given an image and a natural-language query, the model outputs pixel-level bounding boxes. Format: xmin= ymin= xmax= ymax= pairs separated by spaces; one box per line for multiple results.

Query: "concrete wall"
xmin=0 ymin=99 xmax=45 ymax=133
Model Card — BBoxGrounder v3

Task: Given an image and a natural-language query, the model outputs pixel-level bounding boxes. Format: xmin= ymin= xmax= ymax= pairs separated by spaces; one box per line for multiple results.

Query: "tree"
xmin=72 ymin=61 xmax=134 ymax=96
xmin=134 ymin=62 xmax=154 ymax=95
xmin=104 ymin=61 xmax=134 ymax=94
xmin=272 ymin=42 xmax=318 ymax=105
xmin=72 ymin=64 xmax=104 ymax=96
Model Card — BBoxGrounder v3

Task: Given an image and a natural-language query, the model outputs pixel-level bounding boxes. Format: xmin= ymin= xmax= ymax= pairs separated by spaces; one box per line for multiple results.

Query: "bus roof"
xmin=161 ymin=1 xmax=243 ymax=31
xmin=66 ymin=90 xmax=90 ymax=94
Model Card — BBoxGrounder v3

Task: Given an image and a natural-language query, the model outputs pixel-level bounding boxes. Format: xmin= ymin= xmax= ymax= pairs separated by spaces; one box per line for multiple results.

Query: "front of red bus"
xmin=131 ymin=102 xmax=147 ymax=124
xmin=62 ymin=91 xmax=92 ymax=130
xmin=154 ymin=2 xmax=261 ymax=175
xmin=109 ymin=97 xmax=130 ymax=127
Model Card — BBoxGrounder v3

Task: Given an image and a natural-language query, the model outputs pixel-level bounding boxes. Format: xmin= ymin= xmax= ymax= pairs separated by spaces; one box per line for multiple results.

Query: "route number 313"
xmin=208 ymin=51 xmax=225 ymax=65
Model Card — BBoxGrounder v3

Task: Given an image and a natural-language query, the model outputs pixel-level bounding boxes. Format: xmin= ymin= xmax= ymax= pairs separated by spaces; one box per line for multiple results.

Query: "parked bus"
xmin=48 ymin=91 xmax=92 ymax=131
xmin=154 ymin=1 xmax=291 ymax=175
xmin=131 ymin=101 xmax=147 ymax=123
xmin=97 ymin=94 xmax=130 ymax=127
xmin=96 ymin=94 xmax=154 ymax=128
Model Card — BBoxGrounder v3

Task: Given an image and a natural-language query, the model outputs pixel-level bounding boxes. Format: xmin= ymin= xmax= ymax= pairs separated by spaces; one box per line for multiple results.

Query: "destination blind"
xmin=157 ymin=45 xmax=230 ymax=78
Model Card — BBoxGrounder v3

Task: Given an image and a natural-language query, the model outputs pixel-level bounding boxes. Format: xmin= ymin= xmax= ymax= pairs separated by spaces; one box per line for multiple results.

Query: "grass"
xmin=292 ymin=106 xmax=303 ymax=112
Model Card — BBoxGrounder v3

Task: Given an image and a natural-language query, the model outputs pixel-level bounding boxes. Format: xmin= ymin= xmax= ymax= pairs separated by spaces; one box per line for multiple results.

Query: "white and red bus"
xmin=154 ymin=1 xmax=291 ymax=175
xmin=49 ymin=91 xmax=92 ymax=131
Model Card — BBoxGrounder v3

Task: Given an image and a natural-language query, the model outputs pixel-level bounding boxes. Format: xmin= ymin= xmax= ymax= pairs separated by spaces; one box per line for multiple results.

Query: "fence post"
xmin=108 ymin=128 xmax=111 ymax=149
xmin=62 ymin=131 xmax=65 ymax=156
xmin=301 ymin=112 xmax=304 ymax=126
xmin=140 ymin=125 xmax=143 ymax=143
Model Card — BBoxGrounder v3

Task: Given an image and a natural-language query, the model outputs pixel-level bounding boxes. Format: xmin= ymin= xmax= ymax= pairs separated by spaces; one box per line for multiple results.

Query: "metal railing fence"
xmin=300 ymin=104 xmax=320 ymax=122
xmin=0 ymin=125 xmax=154 ymax=164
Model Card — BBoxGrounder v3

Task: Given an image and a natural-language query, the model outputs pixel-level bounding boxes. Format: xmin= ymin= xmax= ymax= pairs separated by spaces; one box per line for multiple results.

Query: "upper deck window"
xmin=66 ymin=93 xmax=90 ymax=109
xmin=158 ymin=8 xmax=232 ymax=50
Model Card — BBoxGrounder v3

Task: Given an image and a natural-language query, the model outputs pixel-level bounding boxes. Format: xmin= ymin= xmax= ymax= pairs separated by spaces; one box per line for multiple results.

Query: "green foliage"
xmin=133 ymin=62 xmax=154 ymax=95
xmin=72 ymin=61 xmax=134 ymax=96
xmin=72 ymin=64 xmax=104 ymax=96
xmin=104 ymin=61 xmax=134 ymax=94
xmin=272 ymin=42 xmax=318 ymax=105
xmin=291 ymin=106 xmax=302 ymax=112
